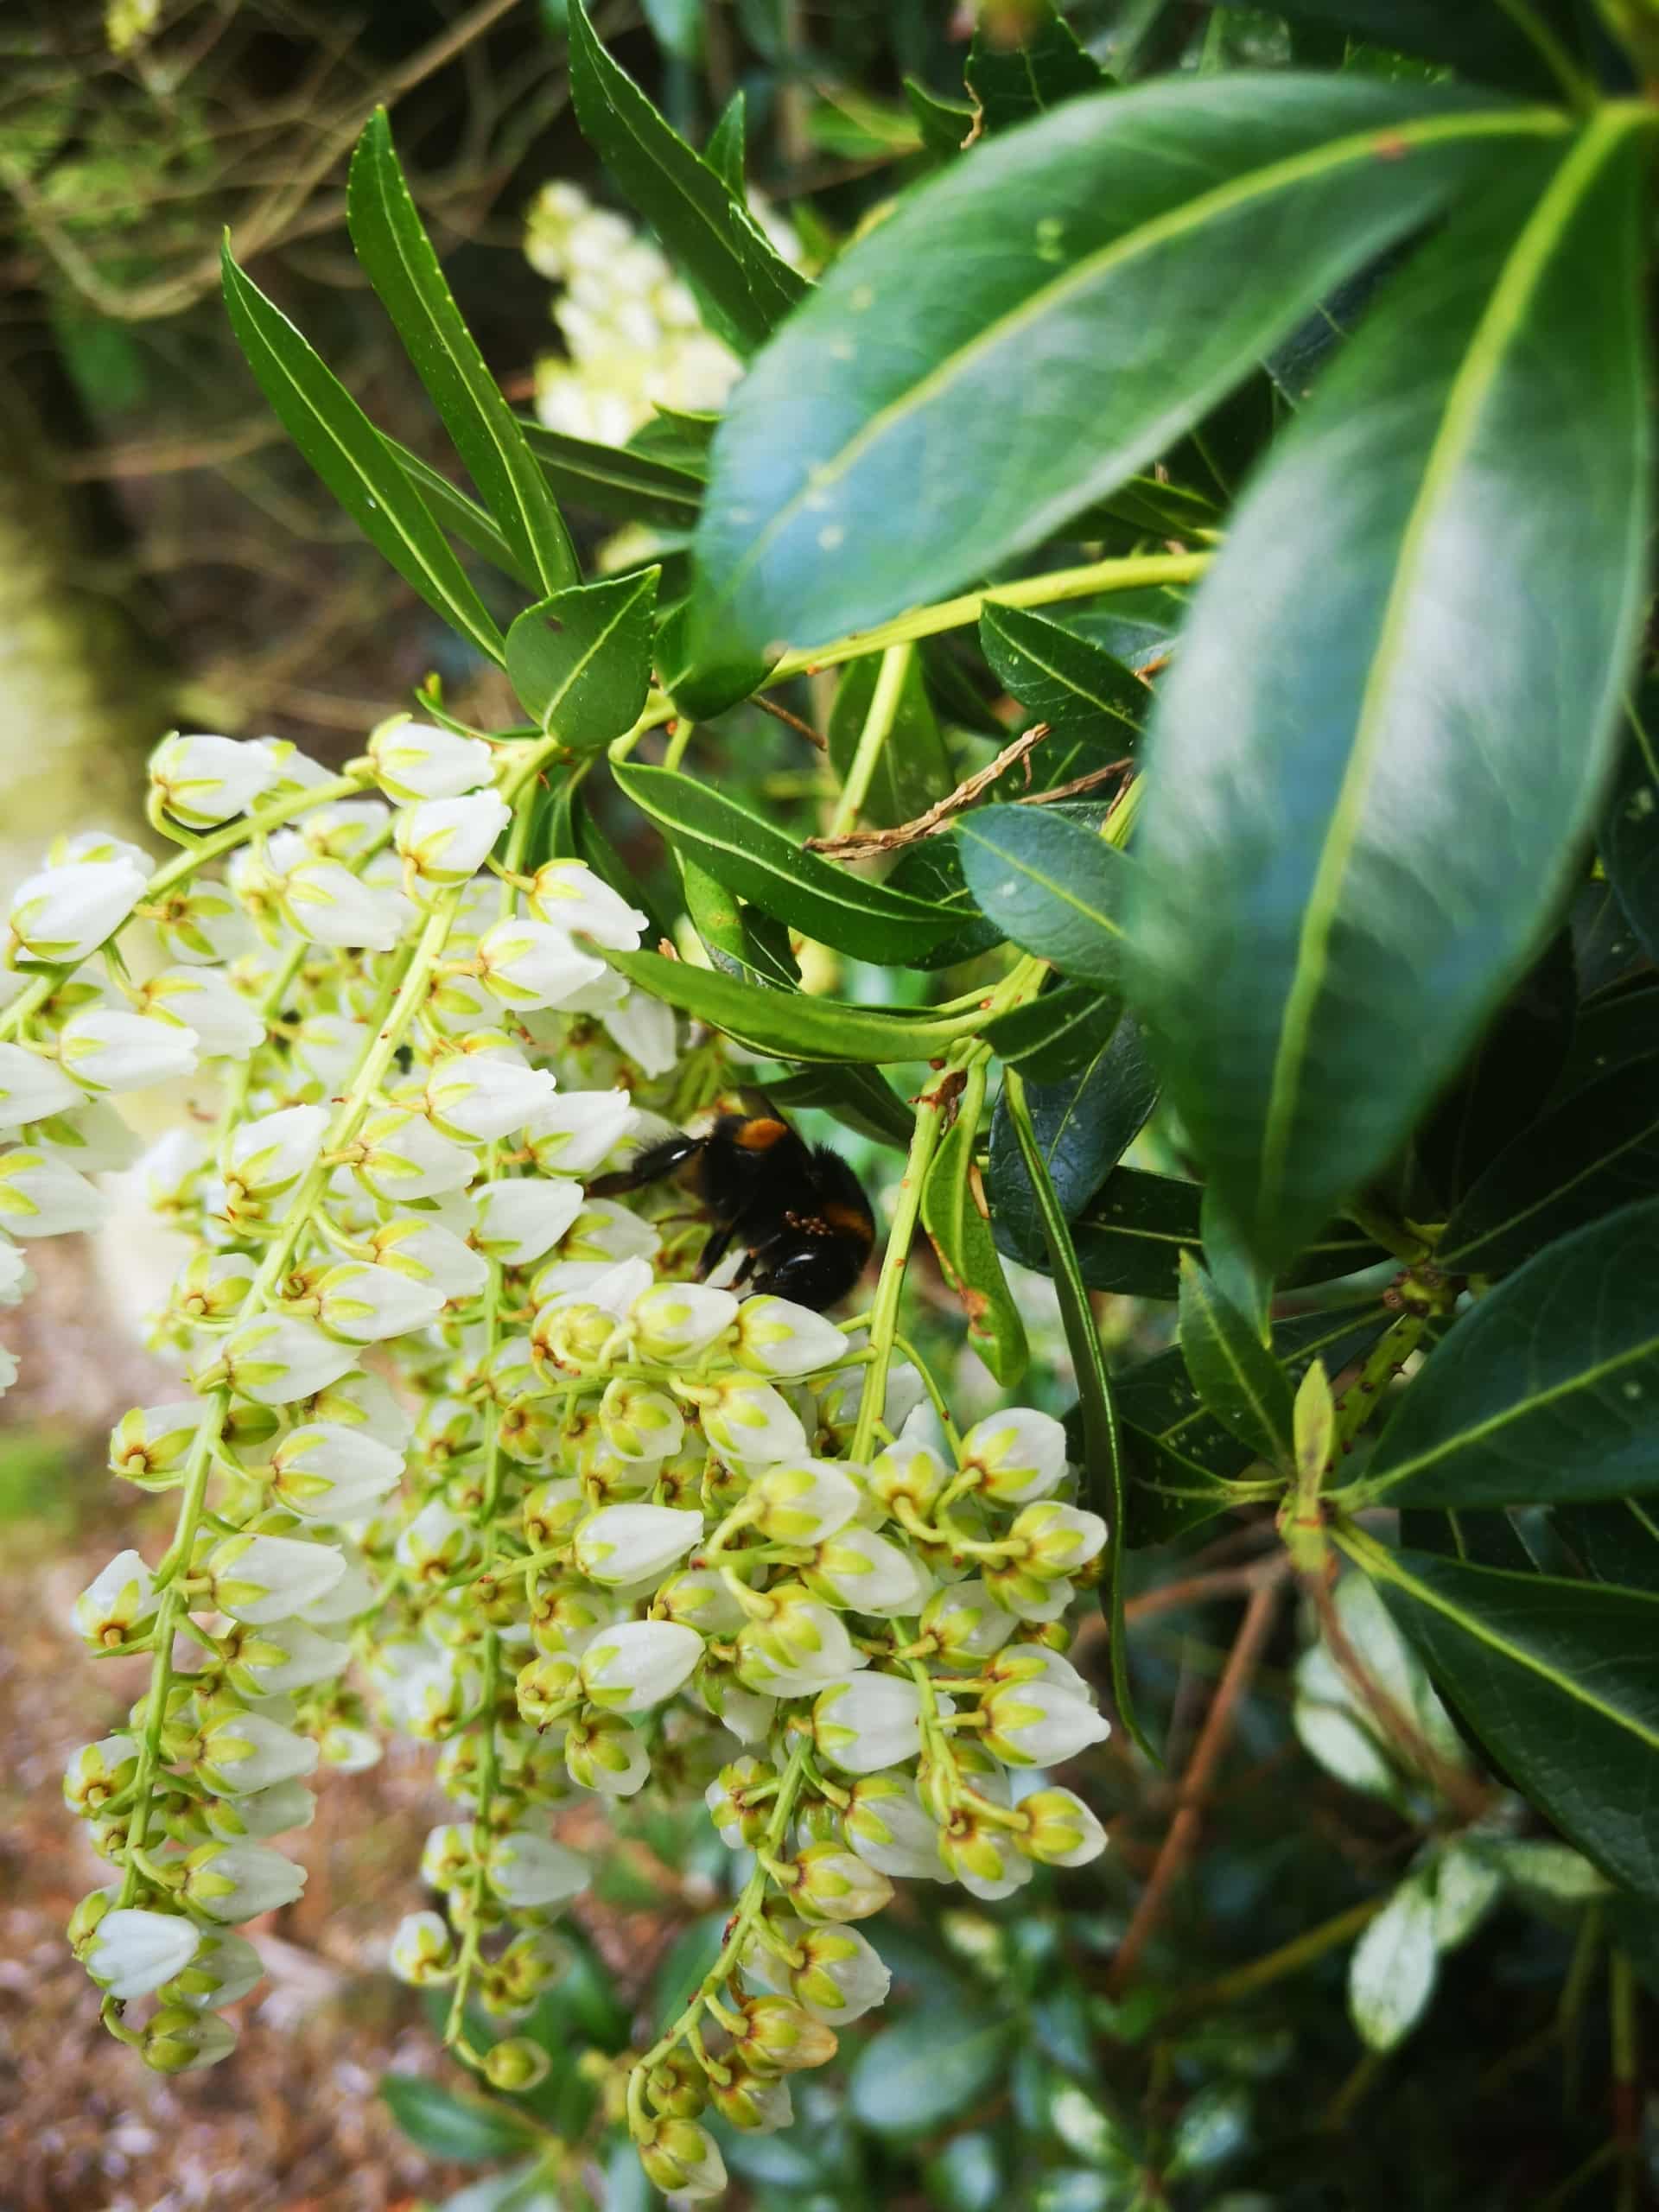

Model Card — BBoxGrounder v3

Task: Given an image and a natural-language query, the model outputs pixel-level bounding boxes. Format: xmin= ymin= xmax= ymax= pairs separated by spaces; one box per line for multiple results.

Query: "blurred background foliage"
xmin=1 ymin=3 xmax=1652 ymax=2209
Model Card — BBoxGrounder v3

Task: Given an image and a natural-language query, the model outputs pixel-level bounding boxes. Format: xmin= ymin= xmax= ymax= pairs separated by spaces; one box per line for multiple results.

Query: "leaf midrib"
xmin=1442 ymin=1088 xmax=1659 ymax=1264
xmin=986 ymin=604 xmax=1146 ymax=725
xmin=960 ymin=820 xmax=1125 ymax=945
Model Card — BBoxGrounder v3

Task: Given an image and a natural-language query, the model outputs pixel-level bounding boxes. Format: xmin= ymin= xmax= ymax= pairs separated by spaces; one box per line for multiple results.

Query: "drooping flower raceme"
xmin=22 ymin=715 xmax=1111 ymax=2193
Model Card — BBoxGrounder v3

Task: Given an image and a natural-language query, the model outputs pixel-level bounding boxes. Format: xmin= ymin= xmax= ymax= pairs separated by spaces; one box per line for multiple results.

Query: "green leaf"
xmin=221 ymin=245 xmax=505 ymax=665
xmin=1414 ymin=930 xmax=1577 ymax=1213
xmin=766 ymin=1063 xmax=912 ymax=1151
xmin=1440 ymin=1058 xmax=1659 ymax=1276
xmin=1272 ymin=0 xmax=1591 ymax=95
xmin=1201 ymin=1183 xmax=1274 ymax=1346
xmin=1357 ymin=1539 xmax=1659 ymax=1897
xmin=686 ymin=78 xmax=1570 ymax=684
xmin=884 ymin=838 xmax=1006 ymax=969
xmin=379 ymin=2073 xmax=537 ymax=2161
xmin=605 ymin=946 xmax=975 ymax=1065
xmin=1600 ymin=682 xmax=1659 ymax=963
xmin=847 ymin=2007 xmax=1014 ymax=2137
xmin=1573 ymin=878 xmax=1645 ymax=1000
xmin=1004 ymin=1067 xmax=1150 ymax=1757
xmin=921 ymin=1087 xmax=1029 ymax=1388
xmin=613 ymin=761 xmax=956 ymax=962
xmin=988 ymin=1014 xmax=1157 ymax=1262
xmin=1554 ymin=1498 xmax=1659 ymax=1595
xmin=957 ymin=807 xmax=1127 ymax=990
xmin=566 ymin=0 xmax=805 ymax=358
xmin=505 ymin=571 xmax=658 ymax=747
xmin=983 ymin=976 xmax=1122 ymax=1083
xmin=979 ymin=603 xmax=1148 ymax=747
xmin=705 ymin=89 xmax=747 ymax=197
xmin=518 ymin=419 xmax=704 ymax=528
xmin=383 ymin=435 xmax=536 ymax=588
xmin=1560 ymin=985 xmax=1659 ymax=1097
xmin=1178 ymin=1252 xmax=1295 ymax=1465
xmin=347 ymin=111 xmax=576 ymax=595
xmin=904 ymin=77 xmax=974 ymax=163
xmin=965 ymin=1 xmax=1108 ymax=135
xmin=827 ymin=653 xmax=953 ymax=827
xmin=1128 ymin=118 xmax=1650 ymax=1274
xmin=1352 ymin=1198 xmax=1659 ymax=1510
xmin=682 ymin=858 xmax=798 ymax=988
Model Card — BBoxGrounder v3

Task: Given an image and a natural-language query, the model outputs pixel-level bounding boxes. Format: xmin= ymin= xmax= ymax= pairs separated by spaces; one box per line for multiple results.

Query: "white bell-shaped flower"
xmin=1020 ymin=1786 xmax=1109 ymax=1867
xmin=423 ymin=1052 xmax=557 ymax=1141
xmin=109 ymin=1401 xmax=205 ymax=1490
xmin=702 ymin=1376 xmax=807 ymax=1467
xmin=389 ymin=1909 xmax=458 ymax=1986
xmin=369 ymin=717 xmax=493 ymax=802
xmin=921 ymin=1579 xmax=1017 ymax=1661
xmin=0 ymin=1147 xmax=107 ymax=1236
xmin=734 ymin=1295 xmax=849 ymax=1379
xmin=150 ymin=733 xmax=280 ymax=825
xmin=940 ymin=1807 xmax=1036 ymax=1903
xmin=844 ymin=1773 xmax=944 ymax=1880
xmin=0 ymin=1043 xmax=85 ymax=1128
xmin=367 ymin=1216 xmax=487 ymax=1300
xmin=50 ymin=828 xmax=153 ymax=871
xmin=580 ymin=1619 xmax=702 ymax=1713
xmin=226 ymin=1615 xmax=351 ymax=1696
xmin=485 ymin=1829 xmax=590 ymax=1910
xmin=197 ymin=1315 xmax=359 ymax=1404
xmin=958 ymin=1407 xmax=1068 ymax=1504
xmin=790 ymin=1923 xmax=893 ymax=2025
xmin=8 ymin=856 xmax=146 ymax=963
xmin=980 ymin=1676 xmax=1111 ymax=1767
xmin=34 ymin=1097 xmax=140 ymax=1173
xmin=315 ymin=1260 xmax=446 ymax=1343
xmin=630 ymin=1280 xmax=738 ymax=1361
xmin=72 ymin=1548 xmax=158 ymax=1646
xmin=574 ymin=1503 xmax=702 ymax=1586
xmin=524 ymin=858 xmax=646 ymax=946
xmin=749 ymin=1459 xmax=861 ymax=1545
xmin=252 ymin=736 xmax=331 ymax=796
xmin=83 ymin=1908 xmax=201 ymax=1999
xmin=207 ymin=1531 xmax=346 ymax=1624
xmin=475 ymin=916 xmax=608 ymax=1010
xmin=352 ymin=1108 xmax=477 ymax=1201
xmin=181 ymin=1838 xmax=307 ymax=1922
xmin=523 ymin=1085 xmax=635 ymax=1174
xmin=269 ymin=1423 xmax=404 ymax=1520
xmin=162 ymin=1929 xmax=264 ymax=2011
xmin=813 ymin=1674 xmax=926 ymax=1775
xmin=300 ymin=1366 xmax=412 ymax=1451
xmin=602 ymin=986 xmax=678 ymax=1074
xmin=393 ymin=791 xmax=510 ymax=885
xmin=197 ymin=1709 xmax=321 ymax=1796
xmin=806 ymin=1525 xmax=931 ymax=1618
xmin=737 ymin=1587 xmax=863 ymax=1697
xmin=139 ymin=966 xmax=266 ymax=1057
xmin=203 ymin=1778 xmax=318 ymax=1844
xmin=226 ymin=1103 xmax=327 ymax=1198
xmin=281 ymin=856 xmax=412 ymax=950
xmin=1010 ymin=1500 xmax=1109 ymax=1578
xmin=473 ymin=1173 xmax=583 ymax=1264
xmin=791 ymin=1841 xmax=893 ymax=1923
xmin=58 ymin=1009 xmax=199 ymax=1092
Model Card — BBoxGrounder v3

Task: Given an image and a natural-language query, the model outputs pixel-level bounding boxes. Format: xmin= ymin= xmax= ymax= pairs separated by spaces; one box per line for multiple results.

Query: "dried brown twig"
xmin=807 ymin=722 xmax=1135 ymax=858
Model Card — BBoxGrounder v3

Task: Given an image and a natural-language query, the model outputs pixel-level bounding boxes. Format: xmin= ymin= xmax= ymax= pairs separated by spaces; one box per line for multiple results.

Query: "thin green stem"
xmin=824 ymin=643 xmax=911 ymax=842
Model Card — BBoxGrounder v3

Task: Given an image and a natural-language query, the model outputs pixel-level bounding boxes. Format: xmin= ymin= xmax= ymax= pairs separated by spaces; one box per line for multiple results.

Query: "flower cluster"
xmin=16 ymin=703 xmax=1112 ymax=2192
xmin=524 ymin=180 xmax=798 ymax=448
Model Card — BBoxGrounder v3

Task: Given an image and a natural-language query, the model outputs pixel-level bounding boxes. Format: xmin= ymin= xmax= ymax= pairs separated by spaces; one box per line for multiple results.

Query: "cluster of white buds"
xmin=27 ymin=699 xmax=1113 ymax=2190
xmin=524 ymin=180 xmax=798 ymax=449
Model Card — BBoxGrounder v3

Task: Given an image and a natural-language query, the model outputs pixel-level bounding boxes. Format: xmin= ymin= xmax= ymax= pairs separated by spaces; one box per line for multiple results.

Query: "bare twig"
xmin=1109 ymin=1568 xmax=1288 ymax=1995
xmin=1019 ymin=756 xmax=1133 ymax=807
xmin=805 ymin=723 xmax=1052 ymax=857
xmin=753 ymin=694 xmax=827 ymax=750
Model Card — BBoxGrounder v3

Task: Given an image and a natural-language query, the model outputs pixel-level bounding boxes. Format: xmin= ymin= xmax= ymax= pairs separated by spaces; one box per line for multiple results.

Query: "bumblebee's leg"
xmin=588 ymin=1135 xmax=703 ymax=1199
xmin=694 ymin=1223 xmax=736 ymax=1281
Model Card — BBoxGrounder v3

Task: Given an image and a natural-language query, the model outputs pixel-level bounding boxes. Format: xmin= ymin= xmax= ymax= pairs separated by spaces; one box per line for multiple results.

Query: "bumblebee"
xmin=589 ymin=1092 xmax=875 ymax=1312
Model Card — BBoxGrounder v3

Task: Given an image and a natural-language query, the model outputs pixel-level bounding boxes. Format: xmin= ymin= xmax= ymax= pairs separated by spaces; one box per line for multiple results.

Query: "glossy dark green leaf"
xmin=221 ymin=245 xmax=505 ymax=665
xmin=1361 ymin=1541 xmax=1659 ymax=1897
xmin=1601 ymin=683 xmax=1659 ymax=963
xmin=904 ymin=77 xmax=973 ymax=162
xmin=1440 ymin=1058 xmax=1659 ymax=1276
xmin=704 ymin=89 xmax=747 ymax=197
xmin=847 ymin=2006 xmax=1014 ymax=2136
xmin=1400 ymin=1504 xmax=1537 ymax=1576
xmin=682 ymin=858 xmax=798 ymax=988
xmin=957 ymin=807 xmax=1127 ymax=989
xmin=828 ymin=652 xmax=953 ymax=828
xmin=965 ymin=1 xmax=1108 ymax=135
xmin=921 ymin=1096 xmax=1030 ymax=1388
xmin=1573 ymin=878 xmax=1645 ymax=1000
xmin=988 ymin=1015 xmax=1157 ymax=1262
xmin=1065 ymin=1170 xmax=1382 ymax=1300
xmin=1414 ymin=930 xmax=1577 ymax=1213
xmin=1178 ymin=1252 xmax=1294 ymax=1464
xmin=1201 ymin=1183 xmax=1274 ymax=1345
xmin=518 ymin=420 xmax=703 ymax=528
xmin=1128 ymin=118 xmax=1649 ymax=1274
xmin=985 ymin=974 xmax=1122 ymax=1081
xmin=383 ymin=435 xmax=535 ymax=588
xmin=1557 ymin=985 xmax=1659 ymax=1098
xmin=347 ymin=111 xmax=576 ymax=595
xmin=606 ymin=947 xmax=975 ymax=1064
xmin=1554 ymin=1498 xmax=1659 ymax=1594
xmin=630 ymin=405 xmax=719 ymax=476
xmin=686 ymin=79 xmax=1570 ymax=683
xmin=884 ymin=838 xmax=1005 ymax=969
xmin=1354 ymin=1198 xmax=1659 ymax=1510
xmin=614 ymin=761 xmax=956 ymax=963
xmin=1004 ymin=1067 xmax=1150 ymax=1755
xmin=980 ymin=602 xmax=1147 ymax=749
xmin=379 ymin=2073 xmax=537 ymax=2161
xmin=505 ymin=571 xmax=658 ymax=747
xmin=1271 ymin=0 xmax=1590 ymax=94
xmin=566 ymin=0 xmax=805 ymax=358
xmin=766 ymin=1063 xmax=912 ymax=1151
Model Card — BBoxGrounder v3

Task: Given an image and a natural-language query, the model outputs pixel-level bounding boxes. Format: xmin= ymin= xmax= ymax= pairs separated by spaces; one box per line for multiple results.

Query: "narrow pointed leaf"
xmin=613 ymin=761 xmax=956 ymax=962
xmin=347 ymin=111 xmax=577 ymax=595
xmin=681 ymin=859 xmax=798 ymax=990
xmin=1600 ymin=682 xmax=1659 ymax=962
xmin=686 ymin=78 xmax=1569 ymax=684
xmin=988 ymin=1016 xmax=1157 ymax=1262
xmin=1178 ymin=1252 xmax=1295 ymax=1464
xmin=921 ymin=1103 xmax=1029 ymax=1389
xmin=766 ymin=1064 xmax=913 ymax=1152
xmin=382 ymin=435 xmax=535 ymax=588
xmin=566 ymin=0 xmax=804 ymax=358
xmin=957 ymin=808 xmax=1128 ymax=989
xmin=979 ymin=603 xmax=1148 ymax=747
xmin=505 ymin=571 xmax=659 ymax=748
xmin=1128 ymin=118 xmax=1650 ymax=1273
xmin=1359 ymin=1541 xmax=1659 ymax=1897
xmin=1004 ymin=1067 xmax=1150 ymax=1756
xmin=1354 ymin=1198 xmax=1659 ymax=1511
xmin=604 ymin=948 xmax=976 ymax=1065
xmin=705 ymin=90 xmax=747 ymax=197
xmin=221 ymin=245 xmax=505 ymax=664
xmin=518 ymin=421 xmax=704 ymax=528
xmin=984 ymin=976 xmax=1122 ymax=1081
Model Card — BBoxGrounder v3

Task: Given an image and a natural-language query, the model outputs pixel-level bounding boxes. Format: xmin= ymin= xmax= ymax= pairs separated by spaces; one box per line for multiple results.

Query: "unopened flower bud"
xmin=196 ymin=1315 xmax=360 ymax=1405
xmin=749 ymin=1459 xmax=860 ymax=1545
xmin=958 ymin=1408 xmax=1068 ymax=1505
xmin=631 ymin=1280 xmax=737 ymax=1362
xmin=180 ymin=1838 xmax=307 ymax=1922
xmin=738 ymin=1993 xmax=838 ymax=2075
xmin=396 ymin=1499 xmax=483 ymax=1582
xmin=81 ymin=1905 xmax=200 ymax=2000
xmin=394 ymin=791 xmax=510 ymax=886
xmin=523 ymin=857 xmax=645 ymax=945
xmin=791 ymin=1923 xmax=892 ymax=2024
xmin=196 ymin=1709 xmax=321 ymax=1796
xmin=483 ymin=2037 xmax=550 ymax=2092
xmin=150 ymin=733 xmax=279 ymax=825
xmin=8 ymin=857 xmax=146 ymax=962
xmin=645 ymin=2048 xmax=708 ymax=2120
xmin=563 ymin=1709 xmax=652 ymax=1796
xmin=1020 ymin=1786 xmax=1108 ymax=1866
xmin=282 ymin=857 xmax=411 ymax=950
xmin=580 ymin=1620 xmax=702 ymax=1713
xmin=269 ymin=1423 xmax=404 ymax=1521
xmin=0 ymin=1043 xmax=84 ymax=1129
xmin=790 ymin=1841 xmax=893 ymax=1923
xmin=226 ymin=1103 xmax=327 ymax=1199
xmin=516 ymin=1653 xmax=580 ymax=1727
xmin=638 ymin=2117 xmax=727 ymax=2199
xmin=813 ymin=1674 xmax=925 ymax=1776
xmin=352 ymin=1108 xmax=476 ymax=1201
xmin=599 ymin=1374 xmax=683 ymax=1459
xmin=1008 ymin=1500 xmax=1108 ymax=1578
xmin=486 ymin=1829 xmax=589 ymax=1910
xmin=734 ymin=1296 xmax=848 ymax=1379
xmin=422 ymin=1822 xmax=478 ymax=1891
xmin=142 ymin=2005 xmax=238 ymax=2073
xmin=206 ymin=1532 xmax=346 ymax=1624
xmin=938 ymin=1805 xmax=1036 ymax=1903
xmin=475 ymin=1173 xmax=584 ymax=1264
xmin=980 ymin=1677 xmax=1110 ymax=1767
xmin=390 ymin=1909 xmax=459 ymax=1985
xmin=159 ymin=1929 xmax=263 ymax=2011
xmin=737 ymin=1586 xmax=861 ymax=1696
xmin=702 ymin=1375 xmax=808 ymax=1467
xmin=921 ymin=1579 xmax=1017 ymax=1661
xmin=423 ymin=1050 xmax=557 ymax=1142
xmin=868 ymin=1437 xmax=949 ymax=1516
xmin=0 ymin=1147 xmax=107 ymax=1236
xmin=805 ymin=1525 xmax=931 ymax=1617
xmin=844 ymin=1772 xmax=944 ymax=1880
xmin=573 ymin=1503 xmax=702 ymax=1586
xmin=138 ymin=964 xmax=265 ymax=1057
xmin=315 ymin=1261 xmax=446 ymax=1343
